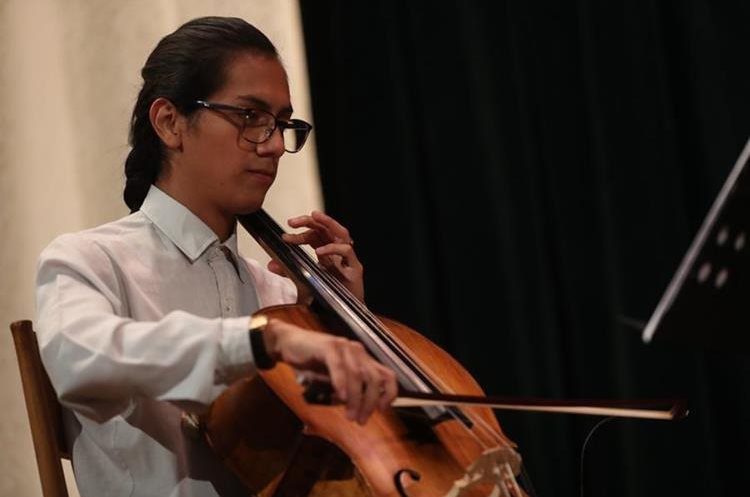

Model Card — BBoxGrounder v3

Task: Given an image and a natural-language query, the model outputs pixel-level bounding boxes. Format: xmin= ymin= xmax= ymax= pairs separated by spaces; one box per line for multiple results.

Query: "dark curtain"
xmin=298 ymin=2 xmax=750 ymax=496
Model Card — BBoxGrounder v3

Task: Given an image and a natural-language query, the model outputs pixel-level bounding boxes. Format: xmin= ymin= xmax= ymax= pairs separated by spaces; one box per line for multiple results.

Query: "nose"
xmin=255 ymin=127 xmax=285 ymax=158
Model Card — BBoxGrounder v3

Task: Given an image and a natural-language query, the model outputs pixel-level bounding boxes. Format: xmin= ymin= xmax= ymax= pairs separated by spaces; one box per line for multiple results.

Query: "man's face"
xmin=175 ymin=51 xmax=292 ymax=218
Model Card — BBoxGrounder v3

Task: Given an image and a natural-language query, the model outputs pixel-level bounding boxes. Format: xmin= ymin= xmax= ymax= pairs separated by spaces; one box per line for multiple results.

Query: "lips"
xmin=244 ymin=169 xmax=276 ymax=186
xmin=246 ymin=169 xmax=275 ymax=178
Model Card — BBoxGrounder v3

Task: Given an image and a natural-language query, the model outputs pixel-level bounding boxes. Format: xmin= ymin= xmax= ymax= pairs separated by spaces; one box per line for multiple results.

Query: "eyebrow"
xmin=236 ymin=95 xmax=293 ymax=116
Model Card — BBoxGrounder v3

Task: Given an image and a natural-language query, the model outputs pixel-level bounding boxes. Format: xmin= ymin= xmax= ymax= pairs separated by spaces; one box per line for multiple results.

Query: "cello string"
xmin=309 ymin=258 xmax=520 ymax=455
xmin=255 ymin=212 xmax=443 ymax=388
xmin=250 ymin=212 xmax=537 ymax=492
xmin=257 ymin=213 xmax=522 ymax=457
xmin=257 ymin=213 xmax=507 ymax=448
xmin=251 ymin=212 xmax=516 ymax=453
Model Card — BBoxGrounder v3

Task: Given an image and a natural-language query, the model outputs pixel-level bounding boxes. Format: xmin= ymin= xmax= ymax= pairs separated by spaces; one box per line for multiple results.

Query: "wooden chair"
xmin=10 ymin=320 xmax=70 ymax=497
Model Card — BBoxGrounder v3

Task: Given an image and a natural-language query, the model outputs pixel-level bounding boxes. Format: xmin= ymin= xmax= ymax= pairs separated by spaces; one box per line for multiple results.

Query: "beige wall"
xmin=0 ymin=1 xmax=322 ymax=495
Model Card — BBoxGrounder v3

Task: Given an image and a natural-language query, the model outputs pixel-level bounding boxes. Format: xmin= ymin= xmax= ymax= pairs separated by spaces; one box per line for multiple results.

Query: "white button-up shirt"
xmin=35 ymin=186 xmax=296 ymax=497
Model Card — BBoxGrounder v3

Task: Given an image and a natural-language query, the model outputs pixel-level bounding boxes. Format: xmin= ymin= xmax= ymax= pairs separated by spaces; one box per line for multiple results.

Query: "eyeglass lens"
xmin=240 ymin=110 xmax=308 ymax=152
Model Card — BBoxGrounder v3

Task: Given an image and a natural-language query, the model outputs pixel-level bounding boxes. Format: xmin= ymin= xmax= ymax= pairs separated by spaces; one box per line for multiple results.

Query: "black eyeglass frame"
xmin=194 ymin=100 xmax=312 ymax=153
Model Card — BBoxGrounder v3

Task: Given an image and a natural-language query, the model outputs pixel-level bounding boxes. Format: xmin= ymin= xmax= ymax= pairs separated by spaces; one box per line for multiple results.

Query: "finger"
xmin=324 ymin=338 xmax=349 ymax=403
xmin=377 ymin=366 xmax=398 ymax=411
xmin=310 ymin=210 xmax=353 ymax=245
xmin=290 ymin=212 xmax=355 ymax=246
xmin=287 ymin=212 xmax=356 ymax=253
xmin=287 ymin=215 xmax=331 ymax=237
xmin=282 ymin=229 xmax=327 ymax=247
xmin=296 ymin=370 xmax=332 ymax=386
xmin=357 ymin=361 xmax=384 ymax=425
xmin=287 ymin=213 xmax=318 ymax=228
xmin=315 ymin=243 xmax=361 ymax=269
xmin=341 ymin=342 xmax=366 ymax=421
xmin=317 ymin=255 xmax=338 ymax=272
xmin=267 ymin=259 xmax=284 ymax=276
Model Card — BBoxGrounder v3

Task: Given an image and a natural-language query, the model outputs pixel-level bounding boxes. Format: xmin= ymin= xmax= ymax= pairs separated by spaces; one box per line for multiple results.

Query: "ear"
xmin=149 ymin=97 xmax=186 ymax=149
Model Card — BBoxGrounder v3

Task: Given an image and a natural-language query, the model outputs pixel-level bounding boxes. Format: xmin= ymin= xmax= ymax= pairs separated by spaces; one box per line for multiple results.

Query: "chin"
xmin=236 ymin=206 xmax=262 ymax=216
xmin=233 ymin=194 xmax=266 ymax=215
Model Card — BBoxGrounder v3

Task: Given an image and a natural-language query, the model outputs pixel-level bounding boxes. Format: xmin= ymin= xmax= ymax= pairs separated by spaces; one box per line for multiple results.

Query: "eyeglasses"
xmin=194 ymin=100 xmax=312 ymax=153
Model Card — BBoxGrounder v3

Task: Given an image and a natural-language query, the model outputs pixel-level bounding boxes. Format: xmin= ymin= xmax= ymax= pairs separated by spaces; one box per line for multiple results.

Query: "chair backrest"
xmin=10 ymin=320 xmax=70 ymax=497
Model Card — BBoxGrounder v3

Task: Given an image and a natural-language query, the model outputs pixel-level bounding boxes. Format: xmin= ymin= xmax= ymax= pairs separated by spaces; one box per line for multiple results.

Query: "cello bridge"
xmin=444 ymin=446 xmax=524 ymax=497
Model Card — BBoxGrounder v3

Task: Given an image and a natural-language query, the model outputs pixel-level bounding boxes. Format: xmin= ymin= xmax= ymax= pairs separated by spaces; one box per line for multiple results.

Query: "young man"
xmin=36 ymin=17 xmax=396 ymax=497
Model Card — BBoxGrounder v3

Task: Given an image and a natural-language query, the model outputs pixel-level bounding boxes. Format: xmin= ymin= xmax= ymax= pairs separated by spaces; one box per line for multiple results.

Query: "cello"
xmin=195 ymin=209 xmax=684 ymax=497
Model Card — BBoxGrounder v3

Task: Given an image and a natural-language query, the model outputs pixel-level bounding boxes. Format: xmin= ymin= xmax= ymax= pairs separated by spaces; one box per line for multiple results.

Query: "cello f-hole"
xmin=394 ymin=468 xmax=421 ymax=497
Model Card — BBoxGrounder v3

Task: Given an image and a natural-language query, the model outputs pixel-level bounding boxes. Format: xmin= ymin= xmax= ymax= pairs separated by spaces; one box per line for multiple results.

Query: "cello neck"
xmin=237 ymin=210 xmax=323 ymax=296
xmin=238 ymin=210 xmax=373 ymax=331
xmin=236 ymin=210 xmax=450 ymax=408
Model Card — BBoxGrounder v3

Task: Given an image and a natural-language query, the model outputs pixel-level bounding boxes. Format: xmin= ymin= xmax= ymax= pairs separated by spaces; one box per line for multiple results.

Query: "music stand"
xmin=643 ymin=136 xmax=750 ymax=352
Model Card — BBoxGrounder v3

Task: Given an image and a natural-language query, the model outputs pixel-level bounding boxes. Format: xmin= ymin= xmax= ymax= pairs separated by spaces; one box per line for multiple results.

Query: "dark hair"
xmin=124 ymin=16 xmax=279 ymax=212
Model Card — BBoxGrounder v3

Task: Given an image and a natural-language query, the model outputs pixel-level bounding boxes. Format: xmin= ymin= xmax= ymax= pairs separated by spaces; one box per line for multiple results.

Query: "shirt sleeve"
xmin=35 ymin=234 xmax=255 ymax=422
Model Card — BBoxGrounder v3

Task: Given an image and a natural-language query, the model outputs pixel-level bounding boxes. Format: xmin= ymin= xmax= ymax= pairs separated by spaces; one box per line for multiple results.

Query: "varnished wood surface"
xmin=10 ymin=320 xmax=69 ymax=497
xmin=203 ymin=305 xmax=525 ymax=497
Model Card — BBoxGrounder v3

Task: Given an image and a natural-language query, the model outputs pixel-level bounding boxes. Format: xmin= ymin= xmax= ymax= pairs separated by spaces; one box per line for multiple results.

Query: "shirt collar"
xmin=220 ymin=234 xmax=248 ymax=283
xmin=140 ymin=185 xmax=221 ymax=263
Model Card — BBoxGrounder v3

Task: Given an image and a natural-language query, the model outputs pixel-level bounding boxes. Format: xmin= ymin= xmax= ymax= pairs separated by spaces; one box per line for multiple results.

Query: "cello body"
xmin=197 ymin=207 xmax=686 ymax=496
xmin=201 ymin=304 xmax=525 ymax=497
xmin=198 ymin=210 xmax=528 ymax=497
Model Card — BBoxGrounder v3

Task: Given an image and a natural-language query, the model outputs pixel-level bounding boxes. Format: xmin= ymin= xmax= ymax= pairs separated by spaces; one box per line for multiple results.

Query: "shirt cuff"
xmin=217 ymin=316 xmax=255 ymax=383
